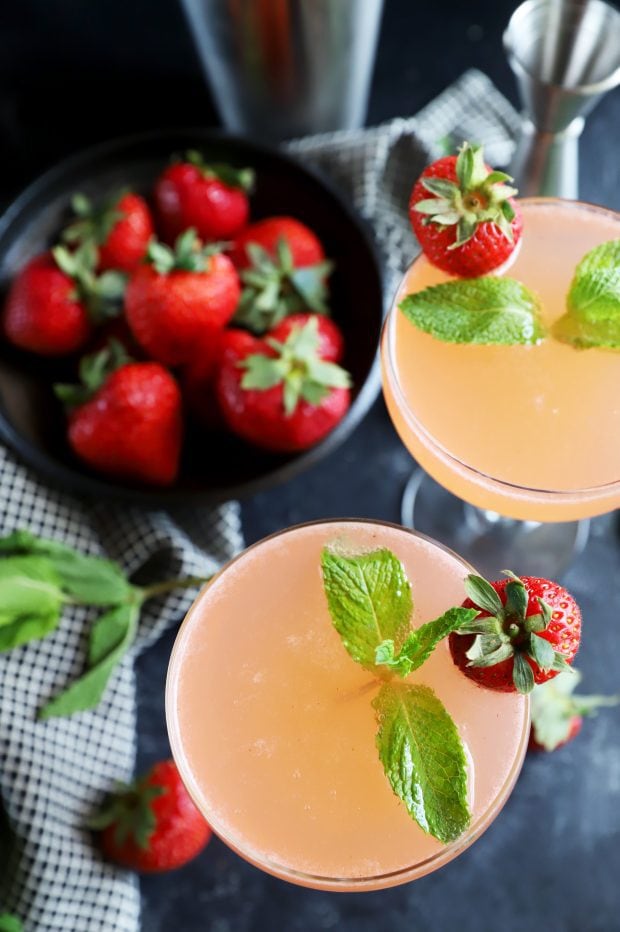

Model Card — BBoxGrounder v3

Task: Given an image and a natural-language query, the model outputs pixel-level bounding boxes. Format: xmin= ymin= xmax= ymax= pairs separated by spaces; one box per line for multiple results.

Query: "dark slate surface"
xmin=2 ymin=0 xmax=620 ymax=929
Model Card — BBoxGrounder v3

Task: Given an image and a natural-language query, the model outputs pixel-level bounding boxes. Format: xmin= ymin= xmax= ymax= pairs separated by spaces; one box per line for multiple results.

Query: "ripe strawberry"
xmin=231 ymin=219 xmax=332 ymax=333
xmin=230 ymin=216 xmax=325 ymax=270
xmin=529 ymin=669 xmax=619 ymax=751
xmin=449 ymin=572 xmax=581 ymax=694
xmin=89 ymin=759 xmax=211 ymax=873
xmin=2 ymin=245 xmax=125 ymax=356
xmin=409 ymin=142 xmax=522 ymax=277
xmin=154 ymin=151 xmax=253 ymax=243
xmin=217 ymin=317 xmax=351 ymax=452
xmin=125 ymin=229 xmax=240 ymax=366
xmin=63 ymin=191 xmax=154 ymax=273
xmin=56 ymin=341 xmax=182 ymax=485
xmin=270 ymin=312 xmax=344 ymax=363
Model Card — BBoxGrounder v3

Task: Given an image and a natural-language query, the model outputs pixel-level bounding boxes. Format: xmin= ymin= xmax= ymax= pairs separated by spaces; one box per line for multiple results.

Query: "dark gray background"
xmin=1 ymin=1 xmax=620 ymax=930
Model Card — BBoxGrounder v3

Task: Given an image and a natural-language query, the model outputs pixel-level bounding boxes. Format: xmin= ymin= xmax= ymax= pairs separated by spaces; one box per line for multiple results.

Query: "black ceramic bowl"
xmin=0 ymin=130 xmax=383 ymax=507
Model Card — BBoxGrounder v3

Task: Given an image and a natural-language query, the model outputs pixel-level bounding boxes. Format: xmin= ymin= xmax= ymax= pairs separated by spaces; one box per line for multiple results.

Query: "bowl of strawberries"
xmin=0 ymin=130 xmax=382 ymax=504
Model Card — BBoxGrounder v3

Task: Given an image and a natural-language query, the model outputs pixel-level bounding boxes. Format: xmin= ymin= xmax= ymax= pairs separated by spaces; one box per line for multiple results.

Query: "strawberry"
xmin=89 ymin=759 xmax=211 ymax=873
xmin=409 ymin=142 xmax=522 ymax=277
xmin=56 ymin=341 xmax=182 ymax=486
xmin=232 ymin=220 xmax=333 ymax=333
xmin=2 ymin=245 xmax=125 ymax=356
xmin=270 ymin=312 xmax=344 ymax=363
xmin=154 ymin=151 xmax=253 ymax=243
xmin=217 ymin=316 xmax=351 ymax=452
xmin=529 ymin=669 xmax=620 ymax=751
xmin=63 ymin=191 xmax=154 ymax=273
xmin=449 ymin=572 xmax=581 ymax=694
xmin=125 ymin=229 xmax=240 ymax=366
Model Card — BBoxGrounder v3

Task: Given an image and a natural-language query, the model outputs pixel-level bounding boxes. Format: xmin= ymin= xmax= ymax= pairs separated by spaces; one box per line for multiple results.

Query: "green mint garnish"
xmin=375 ymin=606 xmax=479 ymax=677
xmin=321 ymin=545 xmax=473 ymax=844
xmin=321 ymin=547 xmax=413 ymax=671
xmin=0 ymin=914 xmax=24 ymax=932
xmin=399 ymin=277 xmax=545 ymax=345
xmin=553 ymin=239 xmax=620 ymax=349
xmin=0 ymin=530 xmax=210 ymax=719
xmin=373 ymin=682 xmax=470 ymax=844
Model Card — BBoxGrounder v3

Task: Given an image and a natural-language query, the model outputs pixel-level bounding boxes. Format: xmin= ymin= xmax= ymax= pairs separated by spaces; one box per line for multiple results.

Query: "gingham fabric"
xmin=0 ymin=69 xmax=518 ymax=931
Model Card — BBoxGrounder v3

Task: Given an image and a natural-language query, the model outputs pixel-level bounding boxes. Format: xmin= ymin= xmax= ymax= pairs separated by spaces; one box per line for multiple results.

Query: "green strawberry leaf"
xmin=554 ymin=239 xmax=620 ymax=348
xmin=399 ymin=278 xmax=545 ymax=345
xmin=321 ymin=547 xmax=413 ymax=671
xmin=39 ymin=602 xmax=139 ymax=720
xmin=528 ymin=633 xmax=555 ymax=672
xmin=375 ymin=606 xmax=479 ymax=677
xmin=512 ymin=652 xmax=535 ymax=694
xmin=373 ymin=682 xmax=470 ymax=843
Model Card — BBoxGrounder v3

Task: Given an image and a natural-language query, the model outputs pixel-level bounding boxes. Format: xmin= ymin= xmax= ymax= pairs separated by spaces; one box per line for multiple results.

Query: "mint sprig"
xmin=400 ymin=277 xmax=545 ymax=345
xmin=321 ymin=544 xmax=473 ymax=844
xmin=554 ymin=239 xmax=620 ymax=349
xmin=0 ymin=914 xmax=23 ymax=932
xmin=373 ymin=683 xmax=470 ymax=843
xmin=375 ymin=606 xmax=478 ymax=677
xmin=0 ymin=530 xmax=211 ymax=719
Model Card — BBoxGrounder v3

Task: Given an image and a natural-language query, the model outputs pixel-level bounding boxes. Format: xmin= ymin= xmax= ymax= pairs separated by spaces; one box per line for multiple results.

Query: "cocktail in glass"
xmin=381 ymin=198 xmax=620 ymax=576
xmin=166 ymin=519 xmax=529 ymax=891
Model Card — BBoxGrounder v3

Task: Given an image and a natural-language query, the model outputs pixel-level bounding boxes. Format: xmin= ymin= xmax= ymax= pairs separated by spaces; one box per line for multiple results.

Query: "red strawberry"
xmin=154 ymin=151 xmax=253 ymax=243
xmin=409 ymin=142 xmax=522 ymax=277
xmin=231 ymin=219 xmax=332 ymax=333
xmin=63 ymin=191 xmax=154 ymax=273
xmin=217 ymin=317 xmax=351 ymax=452
xmin=90 ymin=759 xmax=211 ymax=873
xmin=270 ymin=312 xmax=344 ymax=363
xmin=449 ymin=572 xmax=581 ymax=694
xmin=125 ymin=229 xmax=240 ymax=366
xmin=528 ymin=669 xmax=619 ymax=751
xmin=230 ymin=216 xmax=325 ymax=270
xmin=2 ymin=246 xmax=125 ymax=356
xmin=56 ymin=342 xmax=182 ymax=486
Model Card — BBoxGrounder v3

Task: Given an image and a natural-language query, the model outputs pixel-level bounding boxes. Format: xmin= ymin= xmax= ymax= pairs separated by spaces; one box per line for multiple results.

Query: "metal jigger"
xmin=504 ymin=0 xmax=620 ymax=198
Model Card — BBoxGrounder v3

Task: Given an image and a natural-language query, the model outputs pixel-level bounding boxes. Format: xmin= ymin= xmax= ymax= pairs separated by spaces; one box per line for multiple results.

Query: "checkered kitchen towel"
xmin=0 ymin=69 xmax=519 ymax=931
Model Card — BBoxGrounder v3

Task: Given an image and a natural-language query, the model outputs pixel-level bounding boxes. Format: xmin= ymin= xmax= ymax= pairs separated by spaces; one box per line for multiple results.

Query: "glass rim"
xmin=166 ymin=517 xmax=531 ymax=891
xmin=382 ymin=197 xmax=620 ymax=503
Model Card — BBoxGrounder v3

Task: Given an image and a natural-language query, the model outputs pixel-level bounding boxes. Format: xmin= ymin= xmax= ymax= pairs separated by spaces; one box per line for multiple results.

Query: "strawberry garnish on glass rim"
xmin=409 ymin=141 xmax=522 ymax=277
xmin=449 ymin=571 xmax=581 ymax=694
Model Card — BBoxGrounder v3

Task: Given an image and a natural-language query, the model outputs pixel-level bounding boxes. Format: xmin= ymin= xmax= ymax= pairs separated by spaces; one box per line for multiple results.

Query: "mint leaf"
xmin=375 ymin=606 xmax=478 ymax=676
xmin=39 ymin=602 xmax=139 ymax=720
xmin=0 ymin=531 xmax=133 ymax=605
xmin=0 ymin=555 xmax=64 ymax=649
xmin=0 ymin=915 xmax=23 ymax=932
xmin=0 ymin=610 xmax=60 ymax=652
xmin=554 ymin=239 xmax=620 ymax=348
xmin=373 ymin=682 xmax=470 ymax=843
xmin=399 ymin=278 xmax=545 ymax=345
xmin=321 ymin=547 xmax=413 ymax=670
